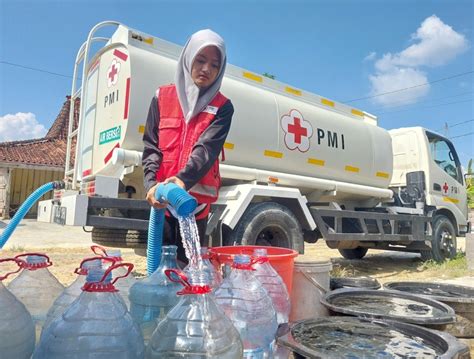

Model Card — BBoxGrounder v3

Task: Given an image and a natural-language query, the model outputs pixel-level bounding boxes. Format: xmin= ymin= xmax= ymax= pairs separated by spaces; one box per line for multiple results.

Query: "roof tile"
xmin=0 ymin=96 xmax=79 ymax=167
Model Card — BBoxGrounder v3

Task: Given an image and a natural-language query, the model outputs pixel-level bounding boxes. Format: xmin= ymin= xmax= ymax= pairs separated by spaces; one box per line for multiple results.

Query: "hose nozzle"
xmin=155 ymin=183 xmax=197 ymax=217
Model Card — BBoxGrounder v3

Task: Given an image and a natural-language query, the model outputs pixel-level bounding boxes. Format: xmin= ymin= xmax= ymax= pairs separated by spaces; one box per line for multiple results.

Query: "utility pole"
xmin=444 ymin=122 xmax=449 ymax=137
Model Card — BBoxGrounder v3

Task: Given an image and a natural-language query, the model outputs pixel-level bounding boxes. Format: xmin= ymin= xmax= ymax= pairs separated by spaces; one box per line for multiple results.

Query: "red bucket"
xmin=209 ymin=245 xmax=299 ymax=293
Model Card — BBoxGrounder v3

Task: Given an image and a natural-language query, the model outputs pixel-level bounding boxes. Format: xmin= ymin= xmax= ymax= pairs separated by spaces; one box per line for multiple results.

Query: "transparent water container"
xmin=42 ymin=256 xmax=113 ymax=332
xmin=146 ymin=269 xmax=243 ymax=358
xmin=8 ymin=253 xmax=64 ymax=337
xmin=0 ymin=258 xmax=35 ymax=359
xmin=253 ymin=248 xmax=291 ymax=358
xmin=91 ymin=245 xmax=136 ymax=308
xmin=253 ymin=248 xmax=291 ymax=324
xmin=129 ymin=245 xmax=181 ymax=343
xmin=214 ymin=254 xmax=278 ymax=358
xmin=184 ymin=247 xmax=222 ymax=290
xmin=34 ymin=263 xmax=145 ymax=358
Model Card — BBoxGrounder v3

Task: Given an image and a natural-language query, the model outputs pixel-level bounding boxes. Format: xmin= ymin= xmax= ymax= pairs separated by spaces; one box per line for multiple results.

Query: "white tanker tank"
xmin=73 ymin=22 xmax=393 ymax=203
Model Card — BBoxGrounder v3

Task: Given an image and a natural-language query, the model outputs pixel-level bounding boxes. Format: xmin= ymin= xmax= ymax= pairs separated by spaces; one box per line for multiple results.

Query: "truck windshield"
xmin=426 ymin=132 xmax=463 ymax=185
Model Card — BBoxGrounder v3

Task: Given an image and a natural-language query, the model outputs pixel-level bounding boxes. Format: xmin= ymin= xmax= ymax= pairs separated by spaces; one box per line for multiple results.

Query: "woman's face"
xmin=191 ymin=46 xmax=221 ymax=89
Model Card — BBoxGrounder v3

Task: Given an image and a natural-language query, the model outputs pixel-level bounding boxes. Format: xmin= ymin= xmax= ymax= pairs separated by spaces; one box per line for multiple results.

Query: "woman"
xmin=142 ymin=29 xmax=233 ymax=263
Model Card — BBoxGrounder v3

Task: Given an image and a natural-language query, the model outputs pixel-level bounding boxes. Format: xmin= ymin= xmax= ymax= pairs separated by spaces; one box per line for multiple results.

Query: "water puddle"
xmin=330 ymin=294 xmax=446 ymax=318
xmin=292 ymin=319 xmax=441 ymax=358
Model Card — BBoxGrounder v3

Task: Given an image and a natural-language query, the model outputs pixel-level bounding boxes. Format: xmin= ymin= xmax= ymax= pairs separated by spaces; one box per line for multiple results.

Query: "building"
xmin=0 ymin=97 xmax=78 ymax=218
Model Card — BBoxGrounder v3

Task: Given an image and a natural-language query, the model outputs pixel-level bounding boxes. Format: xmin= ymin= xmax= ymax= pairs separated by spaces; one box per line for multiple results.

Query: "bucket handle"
xmin=301 ymin=270 xmax=328 ymax=294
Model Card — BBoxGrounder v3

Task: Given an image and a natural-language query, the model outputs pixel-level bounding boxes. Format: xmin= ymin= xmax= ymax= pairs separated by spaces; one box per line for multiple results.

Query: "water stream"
xmin=177 ymin=214 xmax=202 ymax=269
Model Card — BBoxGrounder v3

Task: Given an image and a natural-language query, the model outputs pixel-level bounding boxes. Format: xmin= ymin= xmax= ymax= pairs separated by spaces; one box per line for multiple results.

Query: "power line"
xmin=342 ymin=70 xmax=474 ymax=104
xmin=0 ymin=60 xmax=73 ymax=79
xmin=377 ymin=98 xmax=473 ymax=115
xmin=451 ymin=132 xmax=473 ymax=139
xmin=370 ymin=90 xmax=473 ymax=113
xmin=436 ymin=119 xmax=474 ymax=133
xmin=450 ymin=119 xmax=474 ymax=128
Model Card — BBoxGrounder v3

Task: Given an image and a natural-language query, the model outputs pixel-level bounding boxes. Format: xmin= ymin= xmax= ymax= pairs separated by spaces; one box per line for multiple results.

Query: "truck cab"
xmin=389 ymin=127 xmax=468 ymax=260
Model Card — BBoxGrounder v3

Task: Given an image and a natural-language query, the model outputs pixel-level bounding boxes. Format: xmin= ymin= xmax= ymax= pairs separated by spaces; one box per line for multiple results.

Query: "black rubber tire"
xmin=420 ymin=215 xmax=457 ymax=262
xmin=338 ymin=247 xmax=369 ymax=260
xmin=224 ymin=202 xmax=303 ymax=251
xmin=91 ymin=227 xmax=147 ymax=249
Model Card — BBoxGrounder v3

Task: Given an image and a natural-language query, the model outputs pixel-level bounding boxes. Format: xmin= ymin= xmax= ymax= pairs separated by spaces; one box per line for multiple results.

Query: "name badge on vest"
xmin=203 ymin=105 xmax=218 ymax=115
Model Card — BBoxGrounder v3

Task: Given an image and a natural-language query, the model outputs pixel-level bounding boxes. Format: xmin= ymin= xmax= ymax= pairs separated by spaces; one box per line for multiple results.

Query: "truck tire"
xmin=91 ymin=227 xmax=147 ymax=249
xmin=420 ymin=215 xmax=457 ymax=262
xmin=224 ymin=202 xmax=303 ymax=252
xmin=338 ymin=247 xmax=368 ymax=260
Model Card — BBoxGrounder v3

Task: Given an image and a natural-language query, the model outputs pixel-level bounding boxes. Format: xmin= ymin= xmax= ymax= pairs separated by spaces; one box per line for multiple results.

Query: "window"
xmin=427 ymin=132 xmax=463 ymax=184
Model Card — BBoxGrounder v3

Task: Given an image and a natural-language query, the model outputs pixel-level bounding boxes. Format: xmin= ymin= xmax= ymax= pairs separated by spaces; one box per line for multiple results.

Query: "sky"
xmin=0 ymin=0 xmax=473 ymax=168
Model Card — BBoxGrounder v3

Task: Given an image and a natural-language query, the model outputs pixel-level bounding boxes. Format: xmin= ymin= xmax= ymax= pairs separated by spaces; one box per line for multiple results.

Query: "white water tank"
xmin=77 ymin=24 xmax=393 ymax=201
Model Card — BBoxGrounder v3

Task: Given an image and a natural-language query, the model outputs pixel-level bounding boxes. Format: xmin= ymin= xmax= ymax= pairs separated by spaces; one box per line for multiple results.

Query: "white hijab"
xmin=175 ymin=29 xmax=226 ymax=122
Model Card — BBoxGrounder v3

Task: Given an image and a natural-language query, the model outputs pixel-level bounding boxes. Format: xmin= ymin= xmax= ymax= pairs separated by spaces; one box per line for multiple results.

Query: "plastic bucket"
xmin=209 ymin=245 xmax=298 ymax=293
xmin=289 ymin=260 xmax=332 ymax=322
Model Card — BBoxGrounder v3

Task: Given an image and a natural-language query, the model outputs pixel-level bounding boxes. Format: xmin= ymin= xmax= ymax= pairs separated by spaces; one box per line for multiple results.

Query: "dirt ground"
xmin=2 ymin=220 xmax=472 ymax=286
xmin=3 ymin=232 xmax=472 ymax=287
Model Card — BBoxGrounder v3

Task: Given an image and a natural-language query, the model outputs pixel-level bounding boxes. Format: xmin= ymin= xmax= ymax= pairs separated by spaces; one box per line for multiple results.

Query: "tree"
xmin=262 ymin=72 xmax=276 ymax=80
xmin=467 ymin=159 xmax=474 ymax=209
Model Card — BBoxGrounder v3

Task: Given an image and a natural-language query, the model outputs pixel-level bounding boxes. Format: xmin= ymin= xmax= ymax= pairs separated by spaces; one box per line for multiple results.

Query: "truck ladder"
xmin=64 ymin=21 xmax=121 ymax=190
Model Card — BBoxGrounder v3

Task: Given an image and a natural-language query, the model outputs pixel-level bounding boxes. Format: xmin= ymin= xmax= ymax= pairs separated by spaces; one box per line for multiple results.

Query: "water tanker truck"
xmin=37 ymin=21 xmax=469 ymax=262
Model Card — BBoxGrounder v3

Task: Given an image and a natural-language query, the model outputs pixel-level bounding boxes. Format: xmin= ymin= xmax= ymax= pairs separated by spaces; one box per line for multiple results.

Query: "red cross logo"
xmin=108 ymin=64 xmax=118 ymax=83
xmin=107 ymin=59 xmax=121 ymax=88
xmin=281 ymin=109 xmax=313 ymax=152
xmin=442 ymin=182 xmax=449 ymax=194
xmin=288 ymin=117 xmax=307 ymax=144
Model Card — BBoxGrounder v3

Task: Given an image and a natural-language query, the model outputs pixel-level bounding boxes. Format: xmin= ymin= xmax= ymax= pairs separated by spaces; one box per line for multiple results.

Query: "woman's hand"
xmin=164 ymin=176 xmax=186 ymax=189
xmin=146 ymin=183 xmax=168 ymax=209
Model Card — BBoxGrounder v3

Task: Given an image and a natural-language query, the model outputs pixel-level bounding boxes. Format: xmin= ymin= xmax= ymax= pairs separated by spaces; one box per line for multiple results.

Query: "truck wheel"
xmin=224 ymin=202 xmax=303 ymax=252
xmin=420 ymin=215 xmax=457 ymax=262
xmin=338 ymin=247 xmax=368 ymax=260
xmin=91 ymin=227 xmax=147 ymax=249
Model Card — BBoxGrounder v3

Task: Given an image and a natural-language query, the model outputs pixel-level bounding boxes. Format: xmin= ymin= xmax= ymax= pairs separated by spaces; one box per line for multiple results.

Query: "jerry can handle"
xmin=102 ymin=262 xmax=134 ymax=285
xmin=14 ymin=253 xmax=52 ymax=268
xmin=74 ymin=256 xmax=116 ymax=275
xmin=165 ymin=268 xmax=211 ymax=295
xmin=90 ymin=245 xmax=108 ymax=257
xmin=0 ymin=258 xmax=25 ymax=280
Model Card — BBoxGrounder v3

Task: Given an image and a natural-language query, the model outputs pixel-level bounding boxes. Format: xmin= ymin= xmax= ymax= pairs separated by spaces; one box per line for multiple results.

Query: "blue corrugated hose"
xmin=147 ymin=183 xmax=197 ymax=275
xmin=0 ymin=181 xmax=64 ymax=248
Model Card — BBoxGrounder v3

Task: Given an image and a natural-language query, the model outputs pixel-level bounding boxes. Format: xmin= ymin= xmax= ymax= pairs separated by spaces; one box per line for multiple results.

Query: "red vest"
xmin=156 ymin=85 xmax=228 ymax=204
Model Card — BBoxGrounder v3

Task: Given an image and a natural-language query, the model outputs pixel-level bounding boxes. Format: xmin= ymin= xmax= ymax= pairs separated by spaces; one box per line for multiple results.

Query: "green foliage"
xmin=418 ymin=251 xmax=468 ymax=277
xmin=262 ymin=72 xmax=276 ymax=80
xmin=467 ymin=159 xmax=474 ymax=209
